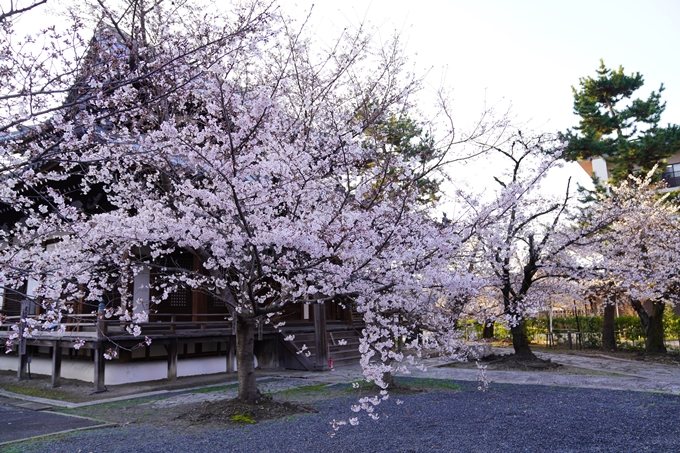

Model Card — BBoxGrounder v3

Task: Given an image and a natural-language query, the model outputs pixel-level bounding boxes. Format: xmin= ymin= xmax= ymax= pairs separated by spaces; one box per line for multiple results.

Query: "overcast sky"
xmin=21 ymin=0 xmax=679 ymax=133
xmin=280 ymin=0 xmax=680 ymax=202
xmin=283 ymin=0 xmax=680 ymax=133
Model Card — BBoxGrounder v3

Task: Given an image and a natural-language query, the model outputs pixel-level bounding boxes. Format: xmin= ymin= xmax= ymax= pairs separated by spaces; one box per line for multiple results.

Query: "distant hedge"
xmin=469 ymin=312 xmax=680 ymax=349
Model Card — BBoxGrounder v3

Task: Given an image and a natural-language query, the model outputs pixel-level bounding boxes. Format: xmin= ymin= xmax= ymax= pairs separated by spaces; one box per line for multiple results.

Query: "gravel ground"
xmin=8 ymin=381 xmax=680 ymax=453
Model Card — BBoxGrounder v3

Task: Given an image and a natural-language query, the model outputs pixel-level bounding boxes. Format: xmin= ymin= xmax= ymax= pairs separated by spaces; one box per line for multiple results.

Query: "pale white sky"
xmin=281 ymin=0 xmax=680 ymax=202
xmin=284 ymin=0 xmax=680 ymax=133
xmin=18 ymin=0 xmax=680 ymax=133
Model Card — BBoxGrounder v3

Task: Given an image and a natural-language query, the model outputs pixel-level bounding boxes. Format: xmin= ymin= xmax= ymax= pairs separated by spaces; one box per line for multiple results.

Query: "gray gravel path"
xmin=11 ymin=381 xmax=680 ymax=453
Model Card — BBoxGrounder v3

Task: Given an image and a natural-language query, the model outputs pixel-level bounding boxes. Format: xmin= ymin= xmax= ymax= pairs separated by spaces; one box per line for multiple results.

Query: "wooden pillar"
xmin=167 ymin=338 xmax=178 ymax=381
xmin=226 ymin=337 xmax=236 ymax=373
xmin=192 ymin=255 xmax=208 ymax=322
xmin=313 ymin=303 xmax=329 ymax=371
xmin=51 ymin=340 xmax=62 ymax=388
xmin=227 ymin=307 xmax=236 ymax=374
xmin=17 ymin=300 xmax=28 ymax=380
xmin=93 ymin=343 xmax=106 ymax=392
xmin=17 ymin=348 xmax=28 ymax=380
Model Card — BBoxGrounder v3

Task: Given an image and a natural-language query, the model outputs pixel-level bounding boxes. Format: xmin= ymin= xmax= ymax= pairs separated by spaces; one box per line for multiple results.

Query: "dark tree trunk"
xmin=645 ymin=302 xmax=667 ymax=353
xmin=482 ymin=320 xmax=494 ymax=339
xmin=601 ymin=303 xmax=617 ymax=351
xmin=235 ymin=316 xmax=262 ymax=403
xmin=382 ymin=368 xmax=395 ymax=388
xmin=631 ymin=300 xmax=667 ymax=354
xmin=510 ymin=320 xmax=535 ymax=357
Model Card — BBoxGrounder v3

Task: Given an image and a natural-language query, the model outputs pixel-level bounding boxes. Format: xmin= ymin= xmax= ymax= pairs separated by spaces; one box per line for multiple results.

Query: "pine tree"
xmin=561 ymin=60 xmax=680 ymax=183
xmin=563 ymin=61 xmax=680 ymax=354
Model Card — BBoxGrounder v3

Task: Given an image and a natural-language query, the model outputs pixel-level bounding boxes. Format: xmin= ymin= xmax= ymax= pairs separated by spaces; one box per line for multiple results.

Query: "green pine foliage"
xmin=561 ymin=60 xmax=680 ymax=183
xmin=363 ymin=115 xmax=441 ymax=204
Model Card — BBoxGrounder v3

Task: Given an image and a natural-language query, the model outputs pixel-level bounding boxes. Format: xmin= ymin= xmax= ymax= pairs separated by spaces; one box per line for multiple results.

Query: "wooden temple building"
xmin=0 ymin=24 xmax=365 ymax=391
xmin=0 ymin=282 xmax=363 ymax=391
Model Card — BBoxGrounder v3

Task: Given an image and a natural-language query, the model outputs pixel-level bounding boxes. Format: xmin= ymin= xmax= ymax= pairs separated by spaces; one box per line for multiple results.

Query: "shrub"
xmin=468 ymin=310 xmax=679 ymax=348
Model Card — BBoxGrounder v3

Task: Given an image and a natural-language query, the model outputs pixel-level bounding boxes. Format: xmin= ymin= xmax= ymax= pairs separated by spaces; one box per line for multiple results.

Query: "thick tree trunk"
xmin=631 ymin=300 xmax=667 ymax=354
xmin=601 ymin=303 xmax=617 ymax=351
xmin=482 ymin=320 xmax=494 ymax=339
xmin=510 ymin=320 xmax=535 ymax=357
xmin=381 ymin=369 xmax=395 ymax=388
xmin=645 ymin=302 xmax=667 ymax=354
xmin=235 ymin=316 xmax=262 ymax=403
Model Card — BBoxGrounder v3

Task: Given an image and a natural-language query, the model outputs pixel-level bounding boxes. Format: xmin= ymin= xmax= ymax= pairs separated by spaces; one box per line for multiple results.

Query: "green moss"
xmin=230 ymin=413 xmax=257 ymax=424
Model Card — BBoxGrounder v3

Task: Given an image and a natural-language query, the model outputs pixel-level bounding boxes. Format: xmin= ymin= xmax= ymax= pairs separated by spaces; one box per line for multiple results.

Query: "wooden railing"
xmin=0 ymin=313 xmax=234 ymax=340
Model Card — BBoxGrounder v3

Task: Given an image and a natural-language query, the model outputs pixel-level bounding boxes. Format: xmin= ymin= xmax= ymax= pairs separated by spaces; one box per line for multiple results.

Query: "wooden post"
xmin=167 ymin=338 xmax=178 ymax=381
xmin=227 ymin=308 xmax=236 ymax=374
xmin=313 ymin=302 xmax=329 ymax=371
xmin=93 ymin=343 xmax=106 ymax=392
xmin=17 ymin=300 xmax=29 ymax=380
xmin=97 ymin=302 xmax=106 ymax=339
xmin=192 ymin=255 xmax=208 ymax=323
xmin=226 ymin=337 xmax=236 ymax=373
xmin=51 ymin=340 xmax=62 ymax=388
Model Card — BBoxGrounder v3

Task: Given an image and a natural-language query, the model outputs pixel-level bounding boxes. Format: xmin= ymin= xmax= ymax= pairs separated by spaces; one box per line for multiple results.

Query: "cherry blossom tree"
xmin=454 ymin=123 xmax=621 ymax=357
xmin=0 ymin=0 xmax=47 ymax=23
xmin=1 ymin=0 xmax=279 ymax=382
xmin=1 ymin=0 xmax=479 ymax=403
xmin=587 ymin=172 xmax=680 ymax=353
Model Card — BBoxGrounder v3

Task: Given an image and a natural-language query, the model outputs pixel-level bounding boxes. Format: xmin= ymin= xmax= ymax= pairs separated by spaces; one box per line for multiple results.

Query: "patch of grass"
xmin=57 ymin=396 xmax=158 ymax=415
xmin=273 ymin=383 xmax=329 ymax=397
xmin=1 ymin=385 xmax=68 ymax=401
xmin=337 ymin=378 xmax=463 ymax=394
xmin=396 ymin=377 xmax=463 ymax=391
xmin=334 ymin=380 xmax=370 ymax=393
xmin=0 ymin=443 xmax=27 ymax=453
xmin=230 ymin=413 xmax=257 ymax=424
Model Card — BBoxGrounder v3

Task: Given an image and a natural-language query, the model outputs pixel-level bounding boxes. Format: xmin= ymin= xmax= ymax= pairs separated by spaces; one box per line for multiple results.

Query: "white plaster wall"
xmin=177 ymin=356 xmax=226 ymax=378
xmin=133 ymin=267 xmax=150 ymax=315
xmin=591 ymin=157 xmax=609 ymax=181
xmin=0 ymin=355 xmax=93 ymax=382
xmin=106 ymin=361 xmax=167 ymax=385
xmin=25 ymin=278 xmax=39 ymax=315
xmin=26 ymin=278 xmax=39 ymax=297
xmin=0 ymin=354 xmax=17 ymax=372
xmin=0 ymin=354 xmax=247 ymax=385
